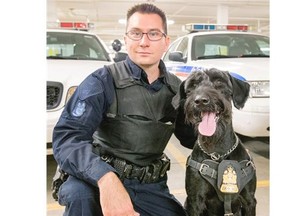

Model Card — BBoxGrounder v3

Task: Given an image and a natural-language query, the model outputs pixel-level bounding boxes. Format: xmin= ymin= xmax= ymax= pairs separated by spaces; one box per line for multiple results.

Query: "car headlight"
xmin=65 ymin=86 xmax=77 ymax=104
xmin=248 ymin=81 xmax=269 ymax=98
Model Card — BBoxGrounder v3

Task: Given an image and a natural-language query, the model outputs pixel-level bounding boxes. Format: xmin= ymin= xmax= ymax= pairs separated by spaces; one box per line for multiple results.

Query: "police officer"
xmin=52 ymin=3 xmax=196 ymax=216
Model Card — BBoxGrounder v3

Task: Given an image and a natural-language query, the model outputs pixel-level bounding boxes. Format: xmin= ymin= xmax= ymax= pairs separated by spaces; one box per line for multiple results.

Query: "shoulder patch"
xmin=72 ymin=100 xmax=86 ymax=117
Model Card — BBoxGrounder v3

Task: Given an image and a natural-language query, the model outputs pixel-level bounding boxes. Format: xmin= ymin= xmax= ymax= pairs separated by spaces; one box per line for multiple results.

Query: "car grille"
xmin=47 ymin=81 xmax=63 ymax=110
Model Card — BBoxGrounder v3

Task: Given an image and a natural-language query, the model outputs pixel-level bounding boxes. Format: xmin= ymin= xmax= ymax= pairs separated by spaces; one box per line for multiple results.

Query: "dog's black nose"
xmin=194 ymin=95 xmax=210 ymax=105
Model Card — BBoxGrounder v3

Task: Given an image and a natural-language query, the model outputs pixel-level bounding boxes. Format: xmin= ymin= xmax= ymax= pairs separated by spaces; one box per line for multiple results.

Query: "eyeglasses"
xmin=126 ymin=30 xmax=167 ymax=41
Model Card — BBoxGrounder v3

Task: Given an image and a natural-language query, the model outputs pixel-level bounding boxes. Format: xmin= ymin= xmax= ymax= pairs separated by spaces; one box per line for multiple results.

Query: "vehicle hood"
xmin=166 ymin=58 xmax=269 ymax=81
xmin=47 ymin=59 xmax=112 ymax=85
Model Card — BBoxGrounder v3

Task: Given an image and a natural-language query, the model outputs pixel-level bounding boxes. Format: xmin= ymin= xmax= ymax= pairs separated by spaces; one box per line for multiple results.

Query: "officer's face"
xmin=124 ymin=12 xmax=170 ymax=69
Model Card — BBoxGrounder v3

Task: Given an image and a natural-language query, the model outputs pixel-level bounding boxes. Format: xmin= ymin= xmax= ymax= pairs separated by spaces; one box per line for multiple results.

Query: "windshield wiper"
xmin=47 ymin=55 xmax=110 ymax=61
xmin=241 ymin=53 xmax=269 ymax=57
xmin=47 ymin=56 xmax=66 ymax=59
xmin=197 ymin=55 xmax=235 ymax=60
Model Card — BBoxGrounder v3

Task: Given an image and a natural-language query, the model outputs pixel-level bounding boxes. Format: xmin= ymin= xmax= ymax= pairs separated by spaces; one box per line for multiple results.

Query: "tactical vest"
xmin=93 ymin=61 xmax=181 ymax=166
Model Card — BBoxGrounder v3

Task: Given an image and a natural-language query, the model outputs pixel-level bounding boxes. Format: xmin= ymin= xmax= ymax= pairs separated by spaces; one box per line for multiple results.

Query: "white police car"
xmin=163 ymin=23 xmax=269 ymax=138
xmin=47 ymin=27 xmax=114 ymax=154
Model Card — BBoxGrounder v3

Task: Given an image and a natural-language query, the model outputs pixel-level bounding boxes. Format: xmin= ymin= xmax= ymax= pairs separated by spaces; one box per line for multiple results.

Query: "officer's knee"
xmin=58 ymin=176 xmax=99 ymax=205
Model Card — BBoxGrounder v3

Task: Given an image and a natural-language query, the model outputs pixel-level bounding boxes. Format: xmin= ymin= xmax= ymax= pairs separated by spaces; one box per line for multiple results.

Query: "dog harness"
xmin=186 ymin=138 xmax=256 ymax=216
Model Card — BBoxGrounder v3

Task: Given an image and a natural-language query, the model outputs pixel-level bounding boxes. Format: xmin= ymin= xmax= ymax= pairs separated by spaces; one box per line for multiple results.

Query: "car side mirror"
xmin=168 ymin=51 xmax=186 ymax=62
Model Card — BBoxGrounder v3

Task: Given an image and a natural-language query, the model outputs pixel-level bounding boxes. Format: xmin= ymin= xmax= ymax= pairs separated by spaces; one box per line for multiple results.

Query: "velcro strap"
xmin=224 ymin=194 xmax=233 ymax=215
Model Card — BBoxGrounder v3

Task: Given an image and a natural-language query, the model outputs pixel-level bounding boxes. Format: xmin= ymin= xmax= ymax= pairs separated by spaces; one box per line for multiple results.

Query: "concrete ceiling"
xmin=47 ymin=0 xmax=269 ymax=45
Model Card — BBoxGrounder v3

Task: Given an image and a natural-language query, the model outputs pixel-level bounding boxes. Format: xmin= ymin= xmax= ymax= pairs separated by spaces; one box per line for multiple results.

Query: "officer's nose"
xmin=139 ymin=34 xmax=150 ymax=46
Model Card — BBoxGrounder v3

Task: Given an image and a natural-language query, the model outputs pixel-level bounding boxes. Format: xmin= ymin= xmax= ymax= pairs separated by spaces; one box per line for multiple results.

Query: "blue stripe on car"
xmin=167 ymin=65 xmax=246 ymax=81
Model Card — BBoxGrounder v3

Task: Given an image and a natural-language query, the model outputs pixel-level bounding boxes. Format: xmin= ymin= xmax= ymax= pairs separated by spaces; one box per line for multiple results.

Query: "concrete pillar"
xmin=217 ymin=4 xmax=229 ymax=24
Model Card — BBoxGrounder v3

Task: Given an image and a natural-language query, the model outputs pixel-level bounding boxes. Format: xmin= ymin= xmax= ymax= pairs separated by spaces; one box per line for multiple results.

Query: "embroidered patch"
xmin=72 ymin=101 xmax=86 ymax=117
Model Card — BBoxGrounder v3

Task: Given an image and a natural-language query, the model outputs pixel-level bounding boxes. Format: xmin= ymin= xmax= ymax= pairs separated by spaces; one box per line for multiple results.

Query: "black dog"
xmin=173 ymin=68 xmax=257 ymax=216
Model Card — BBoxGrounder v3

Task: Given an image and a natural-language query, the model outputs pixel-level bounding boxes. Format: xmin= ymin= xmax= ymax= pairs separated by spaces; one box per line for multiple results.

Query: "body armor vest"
xmin=93 ymin=61 xmax=181 ymax=166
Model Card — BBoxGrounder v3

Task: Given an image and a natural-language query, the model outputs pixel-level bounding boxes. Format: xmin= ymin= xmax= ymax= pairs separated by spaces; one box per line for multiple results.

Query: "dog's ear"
xmin=172 ymin=80 xmax=186 ymax=109
xmin=229 ymin=73 xmax=250 ymax=109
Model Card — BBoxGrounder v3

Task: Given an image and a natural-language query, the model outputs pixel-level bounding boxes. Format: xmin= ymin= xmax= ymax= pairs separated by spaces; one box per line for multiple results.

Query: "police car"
xmin=47 ymin=25 xmax=114 ymax=154
xmin=163 ymin=23 xmax=269 ymax=138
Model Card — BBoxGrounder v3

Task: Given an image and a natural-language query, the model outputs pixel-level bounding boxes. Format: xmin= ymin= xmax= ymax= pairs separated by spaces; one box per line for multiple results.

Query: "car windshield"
xmin=46 ymin=31 xmax=111 ymax=61
xmin=192 ymin=33 xmax=269 ymax=60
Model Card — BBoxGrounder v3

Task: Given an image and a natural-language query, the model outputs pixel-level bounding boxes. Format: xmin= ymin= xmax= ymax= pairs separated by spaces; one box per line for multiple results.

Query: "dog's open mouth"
xmin=198 ymin=112 xmax=219 ymax=136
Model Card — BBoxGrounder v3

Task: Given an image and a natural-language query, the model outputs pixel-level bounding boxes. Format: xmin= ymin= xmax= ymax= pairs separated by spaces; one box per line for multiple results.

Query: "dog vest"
xmin=93 ymin=61 xmax=181 ymax=166
xmin=186 ymin=151 xmax=256 ymax=215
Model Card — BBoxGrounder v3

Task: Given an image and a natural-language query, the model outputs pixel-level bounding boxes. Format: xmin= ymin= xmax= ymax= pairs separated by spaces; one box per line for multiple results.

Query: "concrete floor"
xmin=47 ymin=135 xmax=269 ymax=216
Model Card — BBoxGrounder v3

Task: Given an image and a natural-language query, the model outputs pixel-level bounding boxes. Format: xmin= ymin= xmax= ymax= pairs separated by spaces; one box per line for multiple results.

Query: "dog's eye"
xmin=186 ymin=89 xmax=192 ymax=95
xmin=214 ymin=79 xmax=223 ymax=84
xmin=187 ymin=82 xmax=198 ymax=90
xmin=213 ymin=79 xmax=225 ymax=87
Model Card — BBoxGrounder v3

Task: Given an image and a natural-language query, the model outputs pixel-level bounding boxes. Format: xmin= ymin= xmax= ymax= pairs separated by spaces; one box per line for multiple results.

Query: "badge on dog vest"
xmin=217 ymin=160 xmax=240 ymax=194
xmin=220 ymin=165 xmax=238 ymax=193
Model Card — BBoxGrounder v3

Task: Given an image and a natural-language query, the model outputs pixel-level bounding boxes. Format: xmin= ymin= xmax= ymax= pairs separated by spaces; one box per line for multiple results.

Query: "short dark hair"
xmin=126 ymin=3 xmax=168 ymax=34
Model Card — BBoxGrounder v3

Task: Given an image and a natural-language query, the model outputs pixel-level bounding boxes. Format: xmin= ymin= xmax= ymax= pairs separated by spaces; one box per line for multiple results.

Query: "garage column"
xmin=217 ymin=4 xmax=228 ymax=24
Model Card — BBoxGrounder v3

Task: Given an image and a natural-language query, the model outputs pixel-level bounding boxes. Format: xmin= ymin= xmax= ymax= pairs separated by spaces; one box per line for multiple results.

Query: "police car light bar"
xmin=185 ymin=23 xmax=248 ymax=32
xmin=47 ymin=21 xmax=95 ymax=30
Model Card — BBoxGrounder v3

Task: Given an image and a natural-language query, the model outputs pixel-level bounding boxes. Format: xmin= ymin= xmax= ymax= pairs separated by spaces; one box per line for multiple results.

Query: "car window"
xmin=163 ymin=39 xmax=181 ymax=61
xmin=192 ymin=34 xmax=269 ymax=60
xmin=46 ymin=31 xmax=111 ymax=61
xmin=163 ymin=37 xmax=189 ymax=62
xmin=256 ymin=40 xmax=270 ymax=55
xmin=176 ymin=37 xmax=189 ymax=62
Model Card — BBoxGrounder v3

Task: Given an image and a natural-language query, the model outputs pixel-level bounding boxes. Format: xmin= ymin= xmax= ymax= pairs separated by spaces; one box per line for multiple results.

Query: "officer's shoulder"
xmin=78 ymin=67 xmax=111 ymax=100
xmin=165 ymin=71 xmax=182 ymax=87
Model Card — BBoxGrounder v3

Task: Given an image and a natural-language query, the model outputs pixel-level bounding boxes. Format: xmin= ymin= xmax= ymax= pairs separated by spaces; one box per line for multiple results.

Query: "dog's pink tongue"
xmin=198 ymin=112 xmax=216 ymax=136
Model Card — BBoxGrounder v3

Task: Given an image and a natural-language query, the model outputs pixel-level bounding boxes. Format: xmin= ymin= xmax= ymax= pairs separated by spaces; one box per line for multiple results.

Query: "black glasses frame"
xmin=126 ymin=30 xmax=167 ymax=41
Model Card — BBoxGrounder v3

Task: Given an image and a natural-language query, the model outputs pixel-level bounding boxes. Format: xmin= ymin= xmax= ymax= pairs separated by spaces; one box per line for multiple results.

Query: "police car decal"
xmin=167 ymin=65 xmax=246 ymax=81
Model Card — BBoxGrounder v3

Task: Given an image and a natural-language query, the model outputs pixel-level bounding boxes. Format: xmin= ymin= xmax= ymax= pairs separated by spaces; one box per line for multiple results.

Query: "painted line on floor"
xmin=47 ymin=202 xmax=64 ymax=211
xmin=166 ymin=142 xmax=187 ymax=169
xmin=257 ymin=180 xmax=269 ymax=187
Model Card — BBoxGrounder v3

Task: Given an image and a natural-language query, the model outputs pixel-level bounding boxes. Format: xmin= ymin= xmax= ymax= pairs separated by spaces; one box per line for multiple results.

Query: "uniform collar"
xmin=125 ymin=57 xmax=167 ymax=83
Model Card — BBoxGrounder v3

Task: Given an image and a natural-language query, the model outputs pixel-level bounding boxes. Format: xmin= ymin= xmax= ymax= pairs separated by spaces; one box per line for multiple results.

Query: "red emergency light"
xmin=74 ymin=22 xmax=87 ymax=29
xmin=60 ymin=22 xmax=74 ymax=28
xmin=59 ymin=22 xmax=89 ymax=30
xmin=227 ymin=25 xmax=248 ymax=31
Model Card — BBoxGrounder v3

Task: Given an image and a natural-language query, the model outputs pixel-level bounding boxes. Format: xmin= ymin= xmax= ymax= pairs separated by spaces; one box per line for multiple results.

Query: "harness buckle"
xmin=199 ymin=163 xmax=209 ymax=175
xmin=246 ymin=160 xmax=256 ymax=170
xmin=210 ymin=152 xmax=221 ymax=161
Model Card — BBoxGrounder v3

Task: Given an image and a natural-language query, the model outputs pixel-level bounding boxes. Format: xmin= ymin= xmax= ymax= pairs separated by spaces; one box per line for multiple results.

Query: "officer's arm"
xmin=98 ymin=172 xmax=140 ymax=215
xmin=52 ymin=68 xmax=116 ymax=186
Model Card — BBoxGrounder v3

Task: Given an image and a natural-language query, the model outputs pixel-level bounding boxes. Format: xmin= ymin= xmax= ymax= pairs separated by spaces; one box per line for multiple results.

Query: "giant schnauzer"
xmin=173 ymin=68 xmax=257 ymax=216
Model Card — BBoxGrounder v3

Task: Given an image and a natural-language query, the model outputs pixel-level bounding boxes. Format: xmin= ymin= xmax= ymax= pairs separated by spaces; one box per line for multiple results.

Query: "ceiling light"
xmin=118 ymin=19 xmax=126 ymax=24
xmin=168 ymin=20 xmax=175 ymax=25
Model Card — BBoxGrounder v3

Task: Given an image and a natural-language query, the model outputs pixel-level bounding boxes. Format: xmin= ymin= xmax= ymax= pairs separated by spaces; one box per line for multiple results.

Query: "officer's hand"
xmin=98 ymin=171 xmax=140 ymax=216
